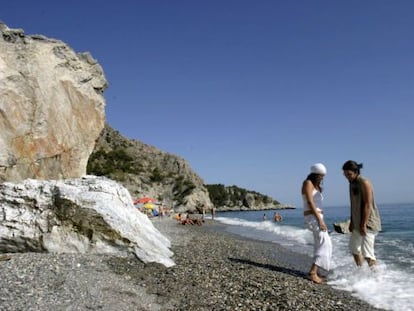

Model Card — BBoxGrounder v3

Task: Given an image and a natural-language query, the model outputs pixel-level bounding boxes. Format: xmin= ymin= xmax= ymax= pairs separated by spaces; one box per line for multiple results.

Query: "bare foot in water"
xmin=308 ymin=273 xmax=324 ymax=284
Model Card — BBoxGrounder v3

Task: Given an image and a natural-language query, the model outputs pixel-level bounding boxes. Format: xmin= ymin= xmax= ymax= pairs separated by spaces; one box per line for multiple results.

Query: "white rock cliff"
xmin=0 ymin=23 xmax=107 ymax=181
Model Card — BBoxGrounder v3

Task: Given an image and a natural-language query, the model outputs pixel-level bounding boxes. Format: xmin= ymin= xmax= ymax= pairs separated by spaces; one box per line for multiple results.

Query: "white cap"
xmin=310 ymin=163 xmax=327 ymax=175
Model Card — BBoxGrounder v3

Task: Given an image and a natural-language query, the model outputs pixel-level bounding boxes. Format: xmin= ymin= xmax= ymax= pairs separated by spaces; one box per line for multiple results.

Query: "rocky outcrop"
xmin=205 ymin=184 xmax=293 ymax=211
xmin=88 ymin=124 xmax=213 ymax=213
xmin=0 ymin=176 xmax=174 ymax=267
xmin=0 ymin=22 xmax=107 ymax=182
xmin=333 ymin=219 xmax=351 ymax=234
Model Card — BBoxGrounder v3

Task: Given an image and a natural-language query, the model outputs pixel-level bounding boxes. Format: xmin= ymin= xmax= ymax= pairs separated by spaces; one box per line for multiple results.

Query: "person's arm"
xmin=360 ymin=179 xmax=373 ymax=235
xmin=348 ymin=183 xmax=354 ymax=232
xmin=302 ymin=180 xmax=327 ymax=231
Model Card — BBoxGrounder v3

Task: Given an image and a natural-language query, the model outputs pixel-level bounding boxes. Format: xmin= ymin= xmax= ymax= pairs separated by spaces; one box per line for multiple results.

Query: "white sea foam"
xmin=216 ymin=217 xmax=312 ymax=248
xmin=329 ymin=263 xmax=414 ymax=311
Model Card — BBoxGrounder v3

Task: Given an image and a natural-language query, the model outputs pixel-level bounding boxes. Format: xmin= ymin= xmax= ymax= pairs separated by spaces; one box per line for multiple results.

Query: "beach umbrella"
xmin=133 ymin=197 xmax=156 ymax=205
xmin=143 ymin=203 xmax=155 ymax=210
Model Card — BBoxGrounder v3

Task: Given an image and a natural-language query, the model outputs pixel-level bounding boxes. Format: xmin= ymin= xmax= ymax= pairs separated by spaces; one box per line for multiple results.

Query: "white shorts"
xmin=349 ymin=230 xmax=377 ymax=260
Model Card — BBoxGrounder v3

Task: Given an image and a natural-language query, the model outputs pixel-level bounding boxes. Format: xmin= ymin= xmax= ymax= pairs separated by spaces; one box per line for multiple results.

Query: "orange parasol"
xmin=133 ymin=197 xmax=156 ymax=205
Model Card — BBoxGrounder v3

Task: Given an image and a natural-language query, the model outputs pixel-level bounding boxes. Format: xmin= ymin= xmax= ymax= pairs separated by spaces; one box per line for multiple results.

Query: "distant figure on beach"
xmin=182 ymin=214 xmax=195 ymax=225
xmin=211 ymin=207 xmax=216 ymax=220
xmin=192 ymin=217 xmax=204 ymax=226
xmin=201 ymin=204 xmax=206 ymax=220
xmin=262 ymin=213 xmax=267 ymax=221
xmin=273 ymin=212 xmax=283 ymax=222
xmin=342 ymin=160 xmax=382 ymax=269
xmin=176 ymin=214 xmax=203 ymax=226
xmin=176 ymin=213 xmax=191 ymax=225
xmin=302 ymin=163 xmax=332 ymax=284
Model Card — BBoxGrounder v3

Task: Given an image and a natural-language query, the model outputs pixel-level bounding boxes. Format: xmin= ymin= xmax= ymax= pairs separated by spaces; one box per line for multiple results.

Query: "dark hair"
xmin=306 ymin=173 xmax=323 ymax=192
xmin=342 ymin=160 xmax=363 ymax=174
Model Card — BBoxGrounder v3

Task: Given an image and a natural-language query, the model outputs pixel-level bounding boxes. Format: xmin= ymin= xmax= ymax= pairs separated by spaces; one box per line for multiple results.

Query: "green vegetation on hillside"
xmin=87 ymin=145 xmax=197 ymax=204
xmin=206 ymin=184 xmax=278 ymax=207
xmin=87 ymin=149 xmax=141 ymax=176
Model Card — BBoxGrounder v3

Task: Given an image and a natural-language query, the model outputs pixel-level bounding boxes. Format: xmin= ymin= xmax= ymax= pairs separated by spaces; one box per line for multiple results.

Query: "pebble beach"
xmin=0 ymin=217 xmax=386 ymax=311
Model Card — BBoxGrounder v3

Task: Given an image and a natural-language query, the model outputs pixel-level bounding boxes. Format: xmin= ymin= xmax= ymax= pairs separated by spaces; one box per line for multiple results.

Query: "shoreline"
xmin=0 ymin=217 xmax=386 ymax=310
xmin=149 ymin=217 xmax=385 ymax=310
xmin=214 ymin=204 xmax=296 ymax=212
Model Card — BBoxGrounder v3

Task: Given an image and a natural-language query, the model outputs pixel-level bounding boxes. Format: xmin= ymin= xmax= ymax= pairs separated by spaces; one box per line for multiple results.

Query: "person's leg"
xmin=349 ymin=231 xmax=364 ymax=266
xmin=366 ymin=257 xmax=376 ymax=267
xmin=361 ymin=232 xmax=377 ymax=268
xmin=308 ymin=263 xmax=324 ymax=284
xmin=353 ymin=253 xmax=364 ymax=266
xmin=308 ymin=223 xmax=326 ymax=283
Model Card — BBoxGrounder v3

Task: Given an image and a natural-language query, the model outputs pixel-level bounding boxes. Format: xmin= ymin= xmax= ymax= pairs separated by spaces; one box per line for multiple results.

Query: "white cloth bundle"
xmin=305 ymin=214 xmax=332 ymax=271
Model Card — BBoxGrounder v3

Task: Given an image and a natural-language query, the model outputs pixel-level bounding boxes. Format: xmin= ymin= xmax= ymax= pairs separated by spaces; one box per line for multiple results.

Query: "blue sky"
xmin=2 ymin=1 xmax=413 ymax=207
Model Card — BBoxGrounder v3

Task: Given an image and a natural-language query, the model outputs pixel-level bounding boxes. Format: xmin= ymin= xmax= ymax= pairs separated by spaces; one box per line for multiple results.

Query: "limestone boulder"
xmin=333 ymin=219 xmax=351 ymax=234
xmin=0 ymin=176 xmax=174 ymax=267
xmin=0 ymin=23 xmax=107 ymax=182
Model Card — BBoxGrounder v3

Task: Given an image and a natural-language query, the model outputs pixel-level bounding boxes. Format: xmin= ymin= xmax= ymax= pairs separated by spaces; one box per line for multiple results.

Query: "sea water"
xmin=214 ymin=203 xmax=414 ymax=311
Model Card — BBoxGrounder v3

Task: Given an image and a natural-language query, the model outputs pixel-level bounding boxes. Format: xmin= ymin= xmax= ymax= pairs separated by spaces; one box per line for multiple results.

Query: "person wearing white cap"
xmin=301 ymin=163 xmax=332 ymax=284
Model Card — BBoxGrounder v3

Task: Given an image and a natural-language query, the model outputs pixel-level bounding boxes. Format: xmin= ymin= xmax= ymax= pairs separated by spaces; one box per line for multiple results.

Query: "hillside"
xmin=87 ymin=124 xmax=288 ymax=212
